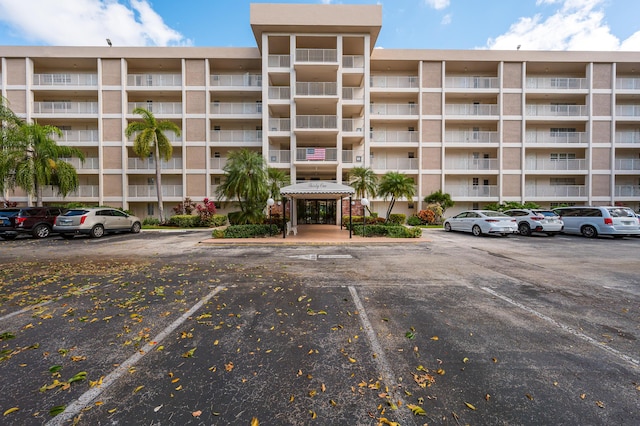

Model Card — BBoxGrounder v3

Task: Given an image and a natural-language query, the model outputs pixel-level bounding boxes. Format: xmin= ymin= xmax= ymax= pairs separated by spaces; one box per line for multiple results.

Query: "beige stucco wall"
xmin=592 ymin=121 xmax=611 ymax=143
xmin=502 ymin=120 xmax=522 ymax=142
xmin=186 ymin=91 xmax=206 ymax=114
xmin=102 ymin=91 xmax=122 ymax=114
xmin=186 ymin=147 xmax=207 ymax=169
xmin=421 ymin=62 xmax=442 ymax=88
xmin=103 ymin=147 xmax=122 ymax=169
xmin=502 ymin=93 xmax=522 ymax=115
xmin=592 ymin=94 xmax=611 ymax=116
xmin=186 ymin=174 xmax=206 ymax=197
xmin=503 ymin=63 xmax=522 ymax=89
xmin=502 ymin=174 xmax=522 ymax=197
xmin=5 ymin=90 xmax=26 ymax=113
xmin=502 ymin=147 xmax=522 ymax=169
xmin=421 ymin=175 xmax=442 ymax=194
xmin=103 ymin=175 xmax=122 ymax=197
xmin=103 ymin=119 xmax=124 ymax=142
xmin=592 ymin=63 xmax=612 ymax=90
xmin=422 ymin=147 xmax=441 ymax=169
xmin=186 ymin=118 xmax=206 ymax=141
xmin=422 ymin=92 xmax=441 ymax=115
xmin=101 ymin=59 xmax=121 ymax=85
xmin=592 ymin=174 xmax=610 ymax=196
xmin=5 ymin=59 xmax=26 ymax=85
xmin=591 ymin=148 xmax=611 ymax=169
xmin=185 ymin=59 xmax=206 ymax=86
xmin=422 ymin=120 xmax=441 ymax=142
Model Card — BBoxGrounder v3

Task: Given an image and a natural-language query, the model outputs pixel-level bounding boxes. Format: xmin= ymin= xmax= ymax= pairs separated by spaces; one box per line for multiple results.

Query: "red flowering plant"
xmin=196 ymin=198 xmax=217 ymax=226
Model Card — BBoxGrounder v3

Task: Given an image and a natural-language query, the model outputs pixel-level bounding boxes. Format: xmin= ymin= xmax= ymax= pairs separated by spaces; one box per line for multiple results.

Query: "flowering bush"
xmin=196 ymin=198 xmax=218 ymax=226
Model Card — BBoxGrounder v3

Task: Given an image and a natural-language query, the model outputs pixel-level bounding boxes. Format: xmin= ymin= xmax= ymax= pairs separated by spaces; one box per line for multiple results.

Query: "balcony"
xmin=445 ymin=77 xmax=499 ymax=89
xmin=210 ymin=130 xmax=262 ymax=143
xmin=33 ymin=101 xmax=98 ymax=114
xmin=615 ymin=158 xmax=640 ymax=170
xmin=615 ymin=131 xmax=640 ymax=143
xmin=615 ymin=185 xmax=640 ymax=196
xmin=296 ymin=82 xmax=337 ymax=97
xmin=268 ymin=150 xmax=291 ymax=163
xmin=370 ymin=76 xmax=419 ymax=89
xmin=128 ymin=102 xmax=182 ymax=114
xmin=445 ymin=158 xmax=498 ymax=171
xmin=616 ymin=78 xmax=640 ymax=90
xmin=53 ymin=129 xmax=99 ymax=144
xmin=269 ymin=118 xmax=291 ymax=132
xmin=128 ymin=185 xmax=183 ymax=198
xmin=525 ymin=158 xmax=587 ymax=171
xmin=295 ymin=115 xmax=337 ymax=130
xmin=342 ymin=150 xmax=354 ymax=163
xmin=268 ymin=86 xmax=291 ymax=100
xmin=525 ymin=185 xmax=587 ymax=197
xmin=371 ymin=158 xmax=419 ymax=170
xmin=526 ymin=77 xmax=587 ymax=90
xmin=526 ymin=104 xmax=588 ymax=117
xmin=128 ymin=132 xmax=181 ymax=143
xmin=60 ymin=157 xmax=100 ymax=170
xmin=342 ymin=87 xmax=365 ymax=101
xmin=210 ymin=102 xmax=262 ymax=115
xmin=295 ymin=49 xmax=337 ymax=63
xmin=342 ymin=119 xmax=364 ymax=133
xmin=526 ymin=131 xmax=587 ymax=144
xmin=211 ymin=74 xmax=262 ymax=87
xmin=295 ymin=147 xmax=337 ymax=162
xmin=268 ymin=55 xmax=291 ymax=68
xmin=343 ymin=55 xmax=365 ymax=69
xmin=445 ymin=130 xmax=499 ymax=143
xmin=445 ymin=104 xmax=499 ymax=116
xmin=370 ymin=103 xmax=418 ymax=116
xmin=616 ymin=105 xmax=640 ymax=117
xmin=371 ymin=131 xmax=418 ymax=143
xmin=127 ymin=74 xmax=181 ymax=87
xmin=41 ymin=185 xmax=99 ymax=198
xmin=33 ymin=73 xmax=98 ymax=86
xmin=210 ymin=157 xmax=228 ymax=170
xmin=127 ymin=157 xmax=183 ymax=170
xmin=446 ymin=185 xmax=499 ymax=198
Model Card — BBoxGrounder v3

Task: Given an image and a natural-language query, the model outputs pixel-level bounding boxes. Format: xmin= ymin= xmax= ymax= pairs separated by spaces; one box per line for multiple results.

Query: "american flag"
xmin=306 ymin=148 xmax=326 ymax=160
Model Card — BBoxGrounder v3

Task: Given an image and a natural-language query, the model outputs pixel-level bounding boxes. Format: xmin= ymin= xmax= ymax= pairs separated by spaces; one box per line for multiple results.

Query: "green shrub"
xmin=212 ymin=229 xmax=225 ymax=239
xmin=168 ymin=215 xmax=200 ymax=228
xmin=143 ymin=217 xmax=160 ymax=226
xmin=388 ymin=213 xmax=406 ymax=225
xmin=208 ymin=214 xmax=228 ymax=227
xmin=221 ymin=224 xmax=279 ymax=238
xmin=407 ymin=215 xmax=422 ymax=226
xmin=351 ymin=224 xmax=421 ymax=238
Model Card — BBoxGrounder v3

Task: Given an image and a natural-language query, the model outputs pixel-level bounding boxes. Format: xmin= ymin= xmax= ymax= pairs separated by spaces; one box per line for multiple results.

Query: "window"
xmin=550 ymin=127 xmax=576 ymax=136
xmin=408 ymin=152 xmax=415 ymax=159
xmin=147 ymin=203 xmax=154 ymax=216
xmin=550 ymin=153 xmax=576 ymax=161
xmin=213 ymin=152 xmax=221 ymax=158
xmin=213 ymin=125 xmax=221 ymax=131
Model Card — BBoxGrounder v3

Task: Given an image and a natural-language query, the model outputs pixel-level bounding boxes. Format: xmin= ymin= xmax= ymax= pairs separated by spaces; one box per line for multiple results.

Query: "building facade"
xmin=1 ymin=3 xmax=639 ymax=221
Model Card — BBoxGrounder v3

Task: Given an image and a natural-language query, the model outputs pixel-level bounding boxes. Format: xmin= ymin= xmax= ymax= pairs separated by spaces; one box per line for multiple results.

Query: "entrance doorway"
xmin=297 ymin=199 xmax=337 ymax=224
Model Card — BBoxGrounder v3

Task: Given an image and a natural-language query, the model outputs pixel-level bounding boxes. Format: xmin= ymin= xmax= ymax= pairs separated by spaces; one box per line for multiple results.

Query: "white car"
xmin=443 ymin=210 xmax=518 ymax=237
xmin=503 ymin=209 xmax=564 ymax=236
xmin=54 ymin=208 xmax=142 ymax=239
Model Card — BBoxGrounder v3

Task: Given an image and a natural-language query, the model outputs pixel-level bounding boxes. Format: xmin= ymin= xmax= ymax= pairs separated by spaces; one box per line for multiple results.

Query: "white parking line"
xmin=481 ymin=287 xmax=639 ymax=368
xmin=46 ymin=286 xmax=225 ymax=426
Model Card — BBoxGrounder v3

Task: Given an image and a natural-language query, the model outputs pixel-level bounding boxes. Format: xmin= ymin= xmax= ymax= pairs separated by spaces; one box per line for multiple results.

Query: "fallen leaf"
xmin=192 ymin=410 xmax=202 ymax=417
xmin=485 ymin=394 xmax=491 ymax=401
xmin=525 ymin=394 xmax=534 ymax=400
xmin=251 ymin=418 xmax=259 ymax=426
xmin=133 ymin=385 xmax=144 ymax=394
xmin=580 ymin=393 xmax=586 ymax=400
xmin=225 ymin=362 xmax=234 ymax=372
xmin=3 ymin=407 xmax=19 ymax=416
xmin=464 ymin=402 xmax=476 ymax=411
xmin=462 ymin=357 xmax=469 ymax=363
xmin=596 ymin=401 xmax=605 ymax=408
xmin=407 ymin=404 xmax=427 ymax=416
xmin=430 ymin=336 xmax=439 ymax=341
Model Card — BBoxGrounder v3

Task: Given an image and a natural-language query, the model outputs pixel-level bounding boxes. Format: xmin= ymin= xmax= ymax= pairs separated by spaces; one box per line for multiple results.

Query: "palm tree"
xmin=347 ymin=166 xmax=377 ymax=214
xmin=423 ymin=190 xmax=454 ymax=214
xmin=267 ymin=167 xmax=289 ymax=201
xmin=216 ymin=149 xmax=269 ymax=224
xmin=0 ymin=122 xmax=85 ymax=206
xmin=125 ymin=107 xmax=180 ymax=222
xmin=377 ymin=171 xmax=416 ymax=222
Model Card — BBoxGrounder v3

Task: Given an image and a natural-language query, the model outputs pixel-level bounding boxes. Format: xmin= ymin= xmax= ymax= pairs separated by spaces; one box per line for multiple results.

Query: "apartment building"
xmin=1 ymin=3 xmax=639 ymax=222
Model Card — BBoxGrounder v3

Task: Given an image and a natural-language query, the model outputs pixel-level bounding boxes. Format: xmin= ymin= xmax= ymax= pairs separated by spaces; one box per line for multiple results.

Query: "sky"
xmin=0 ymin=0 xmax=639 ymax=51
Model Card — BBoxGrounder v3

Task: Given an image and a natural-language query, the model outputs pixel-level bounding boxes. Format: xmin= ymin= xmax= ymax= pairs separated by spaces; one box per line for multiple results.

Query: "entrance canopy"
xmin=280 ymin=181 xmax=355 ymax=199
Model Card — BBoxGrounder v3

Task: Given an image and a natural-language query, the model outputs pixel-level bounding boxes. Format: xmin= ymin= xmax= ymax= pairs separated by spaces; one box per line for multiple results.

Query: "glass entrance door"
xmin=297 ymin=199 xmax=337 ymax=224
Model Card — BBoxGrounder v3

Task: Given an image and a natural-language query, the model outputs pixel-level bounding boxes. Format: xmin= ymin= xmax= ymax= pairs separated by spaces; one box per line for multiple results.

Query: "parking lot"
xmin=1 ymin=230 xmax=639 ymax=425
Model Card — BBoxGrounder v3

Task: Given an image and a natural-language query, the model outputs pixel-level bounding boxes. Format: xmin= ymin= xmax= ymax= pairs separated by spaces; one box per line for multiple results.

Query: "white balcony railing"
xmin=615 ymin=185 xmax=640 ymax=196
xmin=445 ymin=77 xmax=499 ymax=89
xmin=268 ymin=55 xmax=291 ymax=68
xmin=268 ymin=150 xmax=291 ymax=163
xmin=526 ymin=131 xmax=588 ymax=144
xmin=33 ymin=101 xmax=98 ymax=114
xmin=33 ymin=73 xmax=98 ymax=86
xmin=615 ymin=131 xmax=640 ymax=143
xmin=615 ymin=158 xmax=640 ymax=170
xmin=296 ymin=115 xmax=337 ymax=129
xmin=525 ymin=185 xmax=587 ymax=197
xmin=128 ymin=185 xmax=183 ymax=197
xmin=616 ymin=78 xmax=640 ymax=90
xmin=128 ymin=132 xmax=181 ymax=143
xmin=342 ymin=87 xmax=365 ymax=100
xmin=296 ymin=82 xmax=337 ymax=96
xmin=210 ymin=102 xmax=262 ymax=115
xmin=210 ymin=157 xmax=227 ymax=170
xmin=445 ymin=130 xmax=499 ymax=143
xmin=127 ymin=157 xmax=183 ymax=170
xmin=60 ymin=157 xmax=100 ymax=170
xmin=370 ymin=76 xmax=419 ymax=89
xmin=343 ymin=55 xmax=365 ymax=68
xmin=370 ymin=104 xmax=418 ymax=116
xmin=526 ymin=104 xmax=588 ymax=116
xmin=128 ymin=102 xmax=182 ymax=114
xmin=445 ymin=104 xmax=499 ymax=116
xmin=526 ymin=77 xmax=587 ymax=90
xmin=268 ymin=86 xmax=291 ymax=100
xmin=371 ymin=131 xmax=419 ymax=143
xmin=41 ymin=185 xmax=99 ymax=198
xmin=295 ymin=49 xmax=337 ymax=63
xmin=446 ymin=185 xmax=499 ymax=197
xmin=342 ymin=119 xmax=364 ymax=133
xmin=127 ymin=74 xmax=181 ymax=87
xmin=269 ymin=118 xmax=291 ymax=132
xmin=525 ymin=159 xmax=587 ymax=171
xmin=342 ymin=150 xmax=354 ymax=163
xmin=210 ymin=130 xmax=262 ymax=143
xmin=52 ymin=130 xmax=99 ymax=144
xmin=371 ymin=158 xmax=419 ymax=170
xmin=211 ymin=74 xmax=262 ymax=87
xmin=616 ymin=105 xmax=640 ymax=117
xmin=445 ymin=158 xmax=498 ymax=170
xmin=295 ymin=148 xmax=338 ymax=162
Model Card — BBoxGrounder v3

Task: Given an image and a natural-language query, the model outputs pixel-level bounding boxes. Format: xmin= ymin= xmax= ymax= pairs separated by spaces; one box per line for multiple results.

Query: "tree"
xmin=125 ymin=107 xmax=180 ymax=222
xmin=0 ymin=120 xmax=85 ymax=207
xmin=347 ymin=166 xmax=377 ymax=214
xmin=266 ymin=167 xmax=289 ymax=202
xmin=216 ymin=149 xmax=269 ymax=224
xmin=377 ymin=171 xmax=416 ymax=222
xmin=423 ymin=190 xmax=455 ymax=213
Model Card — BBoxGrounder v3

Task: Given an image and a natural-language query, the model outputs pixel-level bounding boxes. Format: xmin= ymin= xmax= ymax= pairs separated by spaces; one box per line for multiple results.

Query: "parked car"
xmin=503 ymin=209 xmax=564 ymax=236
xmin=0 ymin=207 xmax=65 ymax=240
xmin=553 ymin=206 xmax=640 ymax=238
xmin=443 ymin=210 xmax=518 ymax=236
xmin=53 ymin=208 xmax=142 ymax=239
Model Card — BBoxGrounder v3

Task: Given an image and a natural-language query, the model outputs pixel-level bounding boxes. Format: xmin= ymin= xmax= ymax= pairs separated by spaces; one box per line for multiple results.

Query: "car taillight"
xmin=530 ymin=216 xmax=544 ymax=221
xmin=604 ymin=217 xmax=613 ymax=225
xmin=485 ymin=219 xmax=499 ymax=222
xmin=15 ymin=217 xmax=26 ymax=226
xmin=80 ymin=215 xmax=88 ymax=224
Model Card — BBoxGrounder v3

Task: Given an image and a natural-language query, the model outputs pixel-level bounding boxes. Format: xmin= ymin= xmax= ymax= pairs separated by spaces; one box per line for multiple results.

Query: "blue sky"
xmin=0 ymin=0 xmax=638 ymax=50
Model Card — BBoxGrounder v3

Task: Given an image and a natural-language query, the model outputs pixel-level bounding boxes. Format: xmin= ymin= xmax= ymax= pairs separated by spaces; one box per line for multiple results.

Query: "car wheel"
xmin=581 ymin=225 xmax=597 ymax=239
xmin=61 ymin=234 xmax=75 ymax=240
xmin=472 ymin=225 xmax=482 ymax=237
xmin=90 ymin=225 xmax=105 ymax=238
xmin=518 ymin=222 xmax=531 ymax=236
xmin=130 ymin=222 xmax=141 ymax=234
xmin=1 ymin=234 xmax=17 ymax=240
xmin=32 ymin=224 xmax=51 ymax=239
xmin=444 ymin=222 xmax=452 ymax=232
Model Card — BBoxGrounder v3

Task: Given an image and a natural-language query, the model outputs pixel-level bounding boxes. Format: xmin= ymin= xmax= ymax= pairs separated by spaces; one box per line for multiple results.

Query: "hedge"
xmin=215 ymin=224 xmax=280 ymax=238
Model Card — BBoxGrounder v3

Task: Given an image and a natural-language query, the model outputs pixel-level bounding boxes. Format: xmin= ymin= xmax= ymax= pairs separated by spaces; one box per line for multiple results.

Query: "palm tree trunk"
xmin=154 ymin=137 xmax=164 ymax=222
xmin=34 ymin=181 xmax=42 ymax=207
xmin=385 ymin=198 xmax=395 ymax=222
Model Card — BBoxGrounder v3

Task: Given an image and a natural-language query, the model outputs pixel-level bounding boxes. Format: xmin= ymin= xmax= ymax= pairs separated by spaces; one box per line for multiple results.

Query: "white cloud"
xmin=441 ymin=14 xmax=452 ymax=25
xmin=485 ymin=0 xmax=640 ymax=51
xmin=0 ymin=0 xmax=190 ymax=46
xmin=425 ymin=0 xmax=450 ymax=10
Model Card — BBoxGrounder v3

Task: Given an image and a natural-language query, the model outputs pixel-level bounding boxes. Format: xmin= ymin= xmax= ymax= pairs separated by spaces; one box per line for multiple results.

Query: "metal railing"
xmin=342 ymin=150 xmax=354 ymax=163
xmin=295 ymin=148 xmax=338 ymax=161
xmin=525 ymin=158 xmax=586 ymax=171
xmin=267 ymin=150 xmax=291 ymax=163
xmin=446 ymin=185 xmax=499 ymax=197
xmin=41 ymin=185 xmax=99 ymax=198
xmin=526 ymin=104 xmax=588 ymax=116
xmin=33 ymin=101 xmax=98 ymax=114
xmin=53 ymin=130 xmax=99 ymax=143
xmin=210 ymin=157 xmax=228 ymax=170
xmin=445 ymin=158 xmax=499 ymax=170
xmin=371 ymin=158 xmax=419 ymax=170
xmin=33 ymin=73 xmax=98 ymax=86
xmin=525 ymin=185 xmax=586 ymax=197
xmin=128 ymin=185 xmax=183 ymax=197
xmin=445 ymin=130 xmax=499 ymax=143
xmin=268 ymin=86 xmax=291 ymax=99
xmin=128 ymin=131 xmax=181 ymax=142
xmin=296 ymin=115 xmax=337 ymax=129
xmin=526 ymin=77 xmax=587 ymax=90
xmin=343 ymin=55 xmax=365 ymax=68
xmin=210 ymin=130 xmax=262 ymax=143
xmin=615 ymin=131 xmax=640 ymax=143
xmin=615 ymin=158 xmax=640 ymax=170
xmin=615 ymin=185 xmax=640 ymax=196
xmin=616 ymin=105 xmax=640 ymax=116
xmin=445 ymin=77 xmax=499 ymax=89
xmin=295 ymin=49 xmax=337 ymax=63
xmin=210 ymin=74 xmax=262 ymax=87
xmin=127 ymin=157 xmax=183 ymax=170
xmin=59 ymin=157 xmax=100 ymax=169
xmin=296 ymin=82 xmax=337 ymax=96
xmin=342 ymin=119 xmax=364 ymax=132
xmin=342 ymin=87 xmax=364 ymax=100
xmin=128 ymin=102 xmax=182 ymax=114
xmin=616 ymin=78 xmax=640 ymax=90
xmin=210 ymin=102 xmax=262 ymax=115
xmin=370 ymin=103 xmax=418 ymax=116
xmin=371 ymin=131 xmax=419 ymax=143
xmin=127 ymin=74 xmax=181 ymax=87
xmin=445 ymin=104 xmax=499 ymax=116
xmin=269 ymin=118 xmax=291 ymax=132
xmin=370 ymin=76 xmax=419 ymax=88
xmin=525 ymin=131 xmax=588 ymax=144
xmin=268 ymin=55 xmax=291 ymax=68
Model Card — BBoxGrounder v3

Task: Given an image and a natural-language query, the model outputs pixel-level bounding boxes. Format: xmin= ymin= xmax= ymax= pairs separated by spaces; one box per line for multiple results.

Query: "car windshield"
xmin=482 ymin=211 xmax=507 ymax=217
xmin=63 ymin=209 xmax=90 ymax=216
xmin=606 ymin=207 xmax=636 ymax=218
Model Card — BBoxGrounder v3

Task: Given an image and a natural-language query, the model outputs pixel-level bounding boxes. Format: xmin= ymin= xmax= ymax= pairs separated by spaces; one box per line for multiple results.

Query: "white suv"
xmin=503 ymin=209 xmax=564 ymax=237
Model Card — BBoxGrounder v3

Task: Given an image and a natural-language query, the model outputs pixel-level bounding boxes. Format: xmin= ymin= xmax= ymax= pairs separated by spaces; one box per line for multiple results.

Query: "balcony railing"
xmin=525 ymin=159 xmax=587 ymax=171
xmin=370 ymin=76 xmax=419 ymax=89
xmin=371 ymin=131 xmax=419 ymax=143
xmin=526 ymin=77 xmax=587 ymax=90
xmin=296 ymin=82 xmax=337 ymax=96
xmin=526 ymin=105 xmax=588 ymax=116
xmin=445 ymin=104 xmax=499 ymax=116
xmin=210 ymin=157 xmax=228 ymax=170
xmin=296 ymin=115 xmax=337 ymax=129
xmin=342 ymin=150 xmax=354 ymax=163
xmin=268 ymin=55 xmax=291 ymax=68
xmin=445 ymin=77 xmax=499 ymax=89
xmin=615 ymin=185 xmax=640 ymax=196
xmin=526 ymin=131 xmax=588 ymax=144
xmin=128 ymin=185 xmax=183 ymax=197
xmin=445 ymin=158 xmax=498 ymax=170
xmin=60 ymin=157 xmax=100 ymax=170
xmin=342 ymin=119 xmax=364 ymax=133
xmin=33 ymin=73 xmax=98 ymax=86
xmin=616 ymin=105 xmax=640 ymax=116
xmin=127 ymin=157 xmax=183 ymax=170
xmin=41 ymin=185 xmax=99 ymax=198
xmin=343 ymin=55 xmax=365 ymax=68
xmin=295 ymin=147 xmax=338 ymax=161
xmin=370 ymin=104 xmax=418 ymax=116
xmin=615 ymin=131 xmax=640 ymax=143
xmin=269 ymin=118 xmax=291 ymax=132
xmin=525 ymin=185 xmax=586 ymax=197
xmin=33 ymin=101 xmax=98 ymax=114
xmin=446 ymin=185 xmax=499 ymax=197
xmin=127 ymin=74 xmax=181 ymax=87
xmin=268 ymin=86 xmax=291 ymax=100
xmin=615 ymin=158 xmax=640 ymax=170
xmin=445 ymin=130 xmax=499 ymax=143
xmin=371 ymin=158 xmax=419 ymax=170
xmin=128 ymin=132 xmax=181 ymax=142
xmin=295 ymin=49 xmax=337 ymax=63
xmin=268 ymin=150 xmax=291 ymax=163
xmin=128 ymin=102 xmax=182 ymax=114
xmin=210 ymin=102 xmax=262 ymax=115
xmin=53 ymin=130 xmax=99 ymax=144
xmin=210 ymin=130 xmax=262 ymax=143
xmin=211 ymin=74 xmax=262 ymax=87
xmin=342 ymin=87 xmax=364 ymax=100
xmin=616 ymin=78 xmax=640 ymax=90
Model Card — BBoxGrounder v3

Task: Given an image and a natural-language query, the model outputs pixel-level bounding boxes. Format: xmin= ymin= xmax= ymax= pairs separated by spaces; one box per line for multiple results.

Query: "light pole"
xmin=361 ymin=197 xmax=369 ymax=238
xmin=267 ymin=198 xmax=275 ymax=236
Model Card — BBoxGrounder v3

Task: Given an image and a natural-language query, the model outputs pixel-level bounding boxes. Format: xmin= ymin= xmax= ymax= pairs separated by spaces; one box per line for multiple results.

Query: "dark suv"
xmin=0 ymin=207 xmax=65 ymax=240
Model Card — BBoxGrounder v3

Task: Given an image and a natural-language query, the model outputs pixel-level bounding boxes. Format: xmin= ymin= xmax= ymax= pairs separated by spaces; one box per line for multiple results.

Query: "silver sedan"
xmin=54 ymin=208 xmax=142 ymax=239
xmin=443 ymin=210 xmax=518 ymax=237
